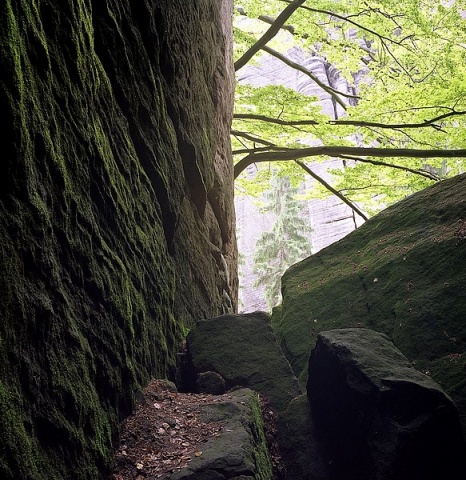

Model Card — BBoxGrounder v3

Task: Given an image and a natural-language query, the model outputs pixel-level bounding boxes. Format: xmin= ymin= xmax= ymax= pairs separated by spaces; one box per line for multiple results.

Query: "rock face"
xmin=185 ymin=312 xmax=301 ymax=412
xmin=161 ymin=389 xmax=273 ymax=480
xmin=0 ymin=1 xmax=235 ymax=478
xmin=271 ymin=173 xmax=466 ymax=436
xmin=306 ymin=329 xmax=466 ymax=480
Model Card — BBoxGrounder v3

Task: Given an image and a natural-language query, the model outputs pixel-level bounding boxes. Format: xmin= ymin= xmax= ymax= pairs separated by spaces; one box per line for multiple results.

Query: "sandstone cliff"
xmin=0 ymin=1 xmax=236 ymax=478
xmin=235 ymin=46 xmax=364 ymax=312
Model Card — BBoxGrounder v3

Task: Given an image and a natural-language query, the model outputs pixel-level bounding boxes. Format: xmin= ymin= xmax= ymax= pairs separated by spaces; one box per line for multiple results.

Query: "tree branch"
xmin=234 ymin=146 xmax=466 ymax=178
xmin=231 ymin=129 xmax=278 ymax=147
xmin=277 ymin=0 xmax=415 ymax=49
xmin=261 ymin=46 xmax=358 ymax=109
xmin=233 ymin=110 xmax=466 ymax=130
xmin=338 ymin=155 xmax=440 ymax=181
xmin=234 ymin=113 xmax=318 ymax=126
xmin=295 ymin=160 xmax=368 ymax=221
xmin=234 ymin=0 xmax=307 ymax=71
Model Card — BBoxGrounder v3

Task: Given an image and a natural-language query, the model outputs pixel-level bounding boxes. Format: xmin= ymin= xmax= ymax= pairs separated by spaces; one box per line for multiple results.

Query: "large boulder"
xmin=306 ymin=328 xmax=466 ymax=480
xmin=271 ymin=172 xmax=466 ymax=436
xmin=185 ymin=312 xmax=301 ymax=412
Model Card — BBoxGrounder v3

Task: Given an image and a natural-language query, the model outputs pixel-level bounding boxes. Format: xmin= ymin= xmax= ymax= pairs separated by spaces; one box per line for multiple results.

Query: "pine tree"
xmin=253 ymin=173 xmax=312 ymax=309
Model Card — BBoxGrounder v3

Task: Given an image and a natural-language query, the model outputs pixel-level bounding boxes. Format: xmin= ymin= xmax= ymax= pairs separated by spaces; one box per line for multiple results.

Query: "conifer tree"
xmin=253 ymin=173 xmax=312 ymax=308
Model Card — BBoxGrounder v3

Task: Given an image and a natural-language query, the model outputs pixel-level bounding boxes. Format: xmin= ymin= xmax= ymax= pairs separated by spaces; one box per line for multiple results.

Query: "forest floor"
xmin=108 ymin=379 xmax=283 ymax=479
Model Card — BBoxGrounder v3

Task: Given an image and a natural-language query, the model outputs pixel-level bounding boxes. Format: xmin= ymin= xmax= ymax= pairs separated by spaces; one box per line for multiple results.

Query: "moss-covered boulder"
xmin=0 ymin=0 xmax=235 ymax=478
xmin=186 ymin=312 xmax=302 ymax=412
xmin=272 ymin=173 xmax=466 ymax=435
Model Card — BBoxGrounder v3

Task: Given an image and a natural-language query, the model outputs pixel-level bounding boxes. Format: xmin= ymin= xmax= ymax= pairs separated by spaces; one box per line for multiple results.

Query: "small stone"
xmin=163 ymin=418 xmax=177 ymax=427
xmin=196 ymin=371 xmax=226 ymax=395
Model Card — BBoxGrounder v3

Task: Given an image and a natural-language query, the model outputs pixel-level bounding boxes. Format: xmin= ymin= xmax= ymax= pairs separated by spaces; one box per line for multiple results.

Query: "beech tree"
xmin=232 ymin=0 xmax=466 ymax=215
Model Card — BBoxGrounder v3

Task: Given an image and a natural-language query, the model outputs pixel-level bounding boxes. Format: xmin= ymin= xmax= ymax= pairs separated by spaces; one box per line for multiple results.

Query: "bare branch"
xmin=233 ymin=147 xmax=275 ymax=155
xmin=234 ymin=146 xmax=466 ymax=178
xmin=338 ymin=155 xmax=440 ymax=181
xmin=234 ymin=113 xmax=318 ymax=126
xmin=234 ymin=0 xmax=307 ymax=71
xmin=261 ymin=46 xmax=357 ymax=109
xmin=231 ymin=129 xmax=278 ymax=147
xmin=295 ymin=160 xmax=368 ymax=221
xmin=233 ymin=110 xmax=466 ymax=130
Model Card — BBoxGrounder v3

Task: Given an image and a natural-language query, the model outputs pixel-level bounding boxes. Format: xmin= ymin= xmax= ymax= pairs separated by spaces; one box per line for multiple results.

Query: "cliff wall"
xmin=0 ymin=1 xmax=236 ymax=478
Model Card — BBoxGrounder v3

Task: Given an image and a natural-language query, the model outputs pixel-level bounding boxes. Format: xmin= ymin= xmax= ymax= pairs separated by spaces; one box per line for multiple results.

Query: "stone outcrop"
xmin=185 ymin=312 xmax=301 ymax=412
xmin=271 ymin=173 xmax=466 ymax=437
xmin=0 ymin=1 xmax=236 ymax=478
xmin=161 ymin=389 xmax=273 ymax=480
xmin=306 ymin=329 xmax=466 ymax=480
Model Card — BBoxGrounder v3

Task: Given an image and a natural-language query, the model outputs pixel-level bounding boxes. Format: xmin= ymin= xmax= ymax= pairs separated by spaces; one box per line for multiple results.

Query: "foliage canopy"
xmin=233 ymin=0 xmax=466 ymax=214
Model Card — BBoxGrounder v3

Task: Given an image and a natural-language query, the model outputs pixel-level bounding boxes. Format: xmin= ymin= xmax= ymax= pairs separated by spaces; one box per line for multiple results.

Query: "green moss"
xmin=0 ymin=1 xmax=232 ymax=478
xmin=273 ymin=174 xmax=466 ymax=433
xmin=248 ymin=393 xmax=274 ymax=480
xmin=0 ymin=381 xmax=40 ymax=478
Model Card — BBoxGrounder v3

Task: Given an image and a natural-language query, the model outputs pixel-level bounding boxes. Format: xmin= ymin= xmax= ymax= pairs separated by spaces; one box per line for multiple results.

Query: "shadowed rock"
xmin=271 ymin=172 xmax=466 ymax=437
xmin=306 ymin=328 xmax=466 ymax=480
xmin=196 ymin=371 xmax=226 ymax=395
xmin=161 ymin=389 xmax=272 ymax=480
xmin=186 ymin=312 xmax=301 ymax=412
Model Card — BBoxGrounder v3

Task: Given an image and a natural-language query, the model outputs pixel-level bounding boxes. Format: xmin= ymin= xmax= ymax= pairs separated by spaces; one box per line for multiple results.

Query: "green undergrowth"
xmin=272 ymin=173 xmax=466 ymax=434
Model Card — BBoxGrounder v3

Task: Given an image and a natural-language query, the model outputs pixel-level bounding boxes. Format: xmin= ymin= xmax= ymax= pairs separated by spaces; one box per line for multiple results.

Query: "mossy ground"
xmin=272 ymin=173 xmax=466 ymax=435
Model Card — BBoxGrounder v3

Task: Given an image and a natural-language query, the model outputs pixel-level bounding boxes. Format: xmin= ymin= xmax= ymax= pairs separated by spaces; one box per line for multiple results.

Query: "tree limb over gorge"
xmin=295 ymin=160 xmax=369 ymax=221
xmin=233 ymin=110 xmax=466 ymax=130
xmin=234 ymin=146 xmax=466 ymax=178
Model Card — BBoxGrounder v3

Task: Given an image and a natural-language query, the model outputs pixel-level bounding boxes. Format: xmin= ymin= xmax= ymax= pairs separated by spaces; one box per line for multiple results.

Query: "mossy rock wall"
xmin=272 ymin=173 xmax=466 ymax=436
xmin=0 ymin=1 xmax=236 ymax=478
